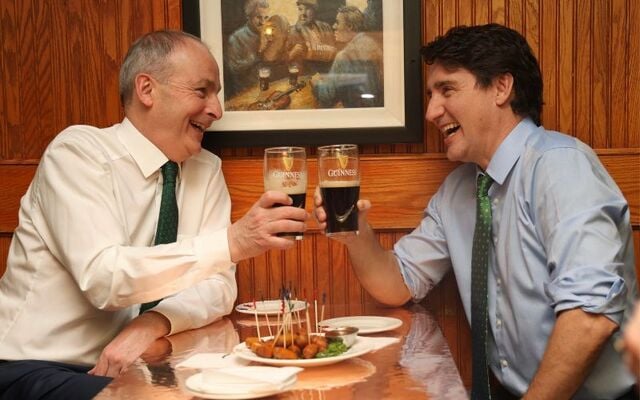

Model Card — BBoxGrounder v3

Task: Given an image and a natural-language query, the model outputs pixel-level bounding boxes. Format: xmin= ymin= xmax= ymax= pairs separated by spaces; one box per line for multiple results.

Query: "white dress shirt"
xmin=0 ymin=118 xmax=237 ymax=365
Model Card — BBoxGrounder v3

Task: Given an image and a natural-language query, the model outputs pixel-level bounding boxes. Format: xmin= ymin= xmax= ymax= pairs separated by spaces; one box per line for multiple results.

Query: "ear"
xmin=134 ymin=73 xmax=155 ymax=107
xmin=494 ymin=73 xmax=514 ymax=107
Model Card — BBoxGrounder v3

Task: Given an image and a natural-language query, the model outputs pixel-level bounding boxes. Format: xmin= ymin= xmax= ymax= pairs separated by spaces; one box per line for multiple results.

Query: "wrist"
xmin=140 ymin=311 xmax=171 ymax=338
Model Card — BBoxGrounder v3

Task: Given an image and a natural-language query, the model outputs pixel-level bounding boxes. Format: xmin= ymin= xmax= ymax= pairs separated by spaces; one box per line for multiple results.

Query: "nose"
xmin=206 ymin=93 xmax=223 ymax=121
xmin=425 ymin=95 xmax=444 ymax=124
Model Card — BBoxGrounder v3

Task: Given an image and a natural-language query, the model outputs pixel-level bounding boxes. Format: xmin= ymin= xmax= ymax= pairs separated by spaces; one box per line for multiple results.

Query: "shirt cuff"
xmin=194 ymin=228 xmax=233 ymax=272
xmin=545 ymin=265 xmax=627 ymax=324
xmin=153 ymin=300 xmax=192 ymax=335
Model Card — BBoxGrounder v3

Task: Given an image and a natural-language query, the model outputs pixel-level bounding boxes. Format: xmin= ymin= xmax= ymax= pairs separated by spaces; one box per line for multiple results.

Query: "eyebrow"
xmin=431 ymin=80 xmax=457 ymax=90
xmin=194 ymin=78 xmax=221 ymax=92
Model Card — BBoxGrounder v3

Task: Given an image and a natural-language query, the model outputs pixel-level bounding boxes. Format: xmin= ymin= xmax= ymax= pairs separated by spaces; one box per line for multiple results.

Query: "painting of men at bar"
xmin=221 ymin=0 xmax=384 ymax=111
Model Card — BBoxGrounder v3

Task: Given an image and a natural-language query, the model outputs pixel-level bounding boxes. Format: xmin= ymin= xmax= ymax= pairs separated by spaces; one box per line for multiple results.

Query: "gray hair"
xmin=119 ymin=30 xmax=204 ymax=106
xmin=244 ymin=0 xmax=269 ymax=17
xmin=337 ymin=6 xmax=365 ymax=33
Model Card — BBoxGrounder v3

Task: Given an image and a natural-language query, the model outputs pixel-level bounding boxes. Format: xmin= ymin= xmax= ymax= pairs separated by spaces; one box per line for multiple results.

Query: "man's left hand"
xmin=88 ymin=311 xmax=171 ymax=377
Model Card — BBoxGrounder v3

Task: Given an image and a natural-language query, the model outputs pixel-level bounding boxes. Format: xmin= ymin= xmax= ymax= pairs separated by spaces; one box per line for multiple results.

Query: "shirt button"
xmin=500 ymin=359 xmax=509 ymax=368
xmin=496 ymin=278 xmax=502 ymax=286
xmin=496 ymin=319 xmax=502 ymax=328
xmin=493 ymin=198 xmax=499 ymax=206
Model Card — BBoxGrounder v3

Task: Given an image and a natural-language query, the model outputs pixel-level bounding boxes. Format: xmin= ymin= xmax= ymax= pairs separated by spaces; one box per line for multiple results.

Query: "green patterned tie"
xmin=471 ymin=173 xmax=493 ymax=400
xmin=139 ymin=161 xmax=179 ymax=313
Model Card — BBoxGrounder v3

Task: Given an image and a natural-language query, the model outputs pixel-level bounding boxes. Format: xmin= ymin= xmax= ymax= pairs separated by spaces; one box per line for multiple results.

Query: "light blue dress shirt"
xmin=395 ymin=119 xmax=637 ymax=398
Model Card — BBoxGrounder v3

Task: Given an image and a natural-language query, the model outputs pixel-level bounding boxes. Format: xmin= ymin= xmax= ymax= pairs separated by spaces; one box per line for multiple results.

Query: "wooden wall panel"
xmin=630 ymin=1 xmax=640 ymax=147
xmin=0 ymin=235 xmax=11 ymax=278
xmin=0 ymin=0 xmax=639 ymax=389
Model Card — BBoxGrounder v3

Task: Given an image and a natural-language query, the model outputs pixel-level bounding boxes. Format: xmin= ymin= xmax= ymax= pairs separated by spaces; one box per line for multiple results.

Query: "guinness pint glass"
xmin=258 ymin=67 xmax=271 ymax=91
xmin=288 ymin=64 xmax=299 ymax=86
xmin=317 ymin=144 xmax=360 ymax=236
xmin=264 ymin=146 xmax=307 ymax=240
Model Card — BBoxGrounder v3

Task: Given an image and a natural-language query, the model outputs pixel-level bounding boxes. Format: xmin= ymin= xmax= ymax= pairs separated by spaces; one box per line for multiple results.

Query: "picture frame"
xmin=182 ymin=0 xmax=423 ymax=147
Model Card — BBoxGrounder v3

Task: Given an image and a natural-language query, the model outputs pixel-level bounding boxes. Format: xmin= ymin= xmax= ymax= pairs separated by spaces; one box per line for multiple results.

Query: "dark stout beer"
xmin=265 ymin=169 xmax=307 ymax=239
xmin=259 ymin=67 xmax=271 ymax=91
xmin=273 ymin=193 xmax=305 ymax=238
xmin=321 ymin=183 xmax=360 ymax=235
xmin=288 ymin=64 xmax=299 ymax=86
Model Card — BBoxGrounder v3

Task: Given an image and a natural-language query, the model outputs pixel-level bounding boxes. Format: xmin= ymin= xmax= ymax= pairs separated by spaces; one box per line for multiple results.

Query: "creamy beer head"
xmin=317 ymin=144 xmax=360 ymax=186
xmin=264 ymin=170 xmax=308 ymax=194
xmin=264 ymin=146 xmax=307 ymax=193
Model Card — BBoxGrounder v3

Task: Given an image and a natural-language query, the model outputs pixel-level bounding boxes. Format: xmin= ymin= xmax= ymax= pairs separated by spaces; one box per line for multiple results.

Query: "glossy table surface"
xmin=95 ymin=302 xmax=467 ymax=399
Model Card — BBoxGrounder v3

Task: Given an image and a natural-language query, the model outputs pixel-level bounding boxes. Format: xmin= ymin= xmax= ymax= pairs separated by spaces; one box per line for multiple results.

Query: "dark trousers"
xmin=0 ymin=360 xmax=112 ymax=400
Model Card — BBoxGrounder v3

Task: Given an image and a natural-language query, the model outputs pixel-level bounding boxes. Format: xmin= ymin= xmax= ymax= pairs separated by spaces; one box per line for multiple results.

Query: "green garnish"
xmin=315 ymin=338 xmax=349 ymax=358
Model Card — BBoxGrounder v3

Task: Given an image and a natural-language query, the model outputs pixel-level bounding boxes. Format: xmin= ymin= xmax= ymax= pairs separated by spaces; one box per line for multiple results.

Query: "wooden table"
xmin=95 ymin=303 xmax=466 ymax=399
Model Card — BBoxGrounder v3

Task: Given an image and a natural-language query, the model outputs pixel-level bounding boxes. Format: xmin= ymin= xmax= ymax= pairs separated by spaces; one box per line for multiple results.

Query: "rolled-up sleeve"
xmin=394 ymin=190 xmax=452 ymax=301
xmin=533 ymin=147 xmax=632 ymax=324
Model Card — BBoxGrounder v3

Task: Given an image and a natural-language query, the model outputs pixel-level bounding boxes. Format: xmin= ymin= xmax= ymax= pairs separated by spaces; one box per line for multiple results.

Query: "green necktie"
xmin=471 ymin=173 xmax=493 ymax=400
xmin=139 ymin=161 xmax=179 ymax=314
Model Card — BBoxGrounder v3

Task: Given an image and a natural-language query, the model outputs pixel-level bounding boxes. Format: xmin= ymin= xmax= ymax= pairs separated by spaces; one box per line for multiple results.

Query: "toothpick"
xmin=272 ymin=315 xmax=286 ymax=349
xmin=261 ymin=294 xmax=273 ymax=337
xmin=314 ymin=290 xmax=318 ymax=334
xmin=320 ymin=292 xmax=326 ymax=326
xmin=253 ymin=299 xmax=261 ymax=341
xmin=305 ymin=302 xmax=311 ymax=340
xmin=295 ymin=297 xmax=302 ymax=330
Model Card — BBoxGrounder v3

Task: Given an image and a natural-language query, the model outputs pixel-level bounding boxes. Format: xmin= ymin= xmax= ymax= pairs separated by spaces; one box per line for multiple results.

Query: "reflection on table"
xmin=95 ymin=303 xmax=466 ymax=399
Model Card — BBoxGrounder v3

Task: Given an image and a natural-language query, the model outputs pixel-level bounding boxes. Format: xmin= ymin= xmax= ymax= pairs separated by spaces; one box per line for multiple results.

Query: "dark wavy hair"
xmin=421 ymin=23 xmax=543 ymax=126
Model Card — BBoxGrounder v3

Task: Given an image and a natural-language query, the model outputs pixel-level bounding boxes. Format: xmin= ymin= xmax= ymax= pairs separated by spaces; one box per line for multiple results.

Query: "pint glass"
xmin=288 ymin=64 xmax=299 ymax=86
xmin=258 ymin=67 xmax=271 ymax=91
xmin=264 ymin=147 xmax=307 ymax=240
xmin=317 ymin=144 xmax=360 ymax=236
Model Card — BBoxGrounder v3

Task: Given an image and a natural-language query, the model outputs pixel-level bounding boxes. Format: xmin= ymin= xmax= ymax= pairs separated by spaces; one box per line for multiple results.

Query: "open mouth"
xmin=441 ymin=123 xmax=460 ymax=138
xmin=190 ymin=120 xmax=206 ymax=133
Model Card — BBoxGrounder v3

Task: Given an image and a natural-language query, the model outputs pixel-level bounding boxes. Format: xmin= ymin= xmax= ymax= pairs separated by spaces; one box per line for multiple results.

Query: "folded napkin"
xmin=356 ymin=335 xmax=400 ymax=351
xmin=198 ymin=366 xmax=302 ymax=394
xmin=175 ymin=352 xmax=249 ymax=369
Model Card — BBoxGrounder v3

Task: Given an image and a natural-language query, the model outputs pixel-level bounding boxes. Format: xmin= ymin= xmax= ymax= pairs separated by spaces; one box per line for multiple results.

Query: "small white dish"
xmin=235 ymin=300 xmax=307 ymax=316
xmin=319 ymin=316 xmax=403 ymax=334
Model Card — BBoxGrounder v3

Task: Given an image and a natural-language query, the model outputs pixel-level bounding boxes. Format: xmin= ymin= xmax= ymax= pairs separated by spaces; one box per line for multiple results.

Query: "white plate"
xmin=319 ymin=316 xmax=403 ymax=334
xmin=184 ymin=372 xmax=296 ymax=400
xmin=235 ymin=300 xmax=307 ymax=316
xmin=233 ymin=337 xmax=373 ymax=367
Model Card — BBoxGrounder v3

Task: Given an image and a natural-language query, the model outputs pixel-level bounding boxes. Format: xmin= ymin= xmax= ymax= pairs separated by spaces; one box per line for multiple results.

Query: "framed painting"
xmin=182 ymin=0 xmax=423 ymax=147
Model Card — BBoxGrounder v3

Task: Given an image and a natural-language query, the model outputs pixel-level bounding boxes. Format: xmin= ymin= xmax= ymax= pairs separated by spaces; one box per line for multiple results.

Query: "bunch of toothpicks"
xmin=251 ymin=287 xmax=327 ymax=344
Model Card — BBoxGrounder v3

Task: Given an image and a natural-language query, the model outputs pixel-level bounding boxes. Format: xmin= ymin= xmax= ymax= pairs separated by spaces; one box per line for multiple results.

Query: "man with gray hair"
xmin=0 ymin=29 xmax=308 ymax=399
xmin=226 ymin=0 xmax=278 ymax=97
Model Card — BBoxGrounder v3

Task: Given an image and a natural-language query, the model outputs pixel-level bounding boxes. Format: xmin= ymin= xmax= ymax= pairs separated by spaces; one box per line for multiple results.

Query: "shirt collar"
xmin=485 ymin=118 xmax=537 ymax=185
xmin=117 ymin=118 xmax=169 ymax=179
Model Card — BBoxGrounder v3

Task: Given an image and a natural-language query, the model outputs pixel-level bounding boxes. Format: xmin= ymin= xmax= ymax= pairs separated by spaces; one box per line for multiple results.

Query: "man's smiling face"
xmin=425 ymin=63 xmax=505 ymax=168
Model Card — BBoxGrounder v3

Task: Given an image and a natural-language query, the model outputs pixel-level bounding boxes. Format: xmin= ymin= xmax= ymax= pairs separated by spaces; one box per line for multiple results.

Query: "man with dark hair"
xmin=311 ymin=6 xmax=383 ymax=108
xmin=314 ymin=23 xmax=637 ymax=399
xmin=0 ymin=29 xmax=307 ymax=399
